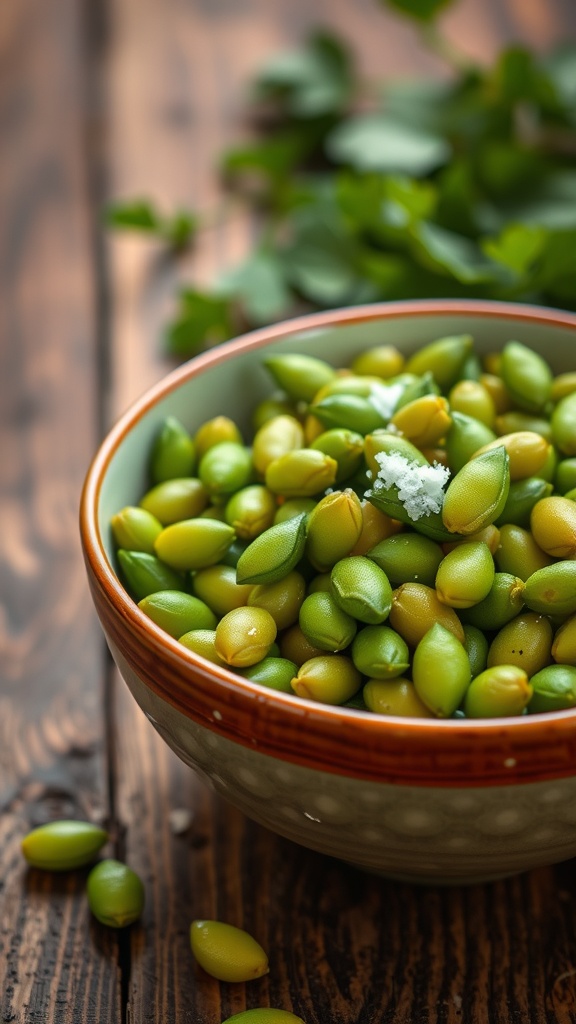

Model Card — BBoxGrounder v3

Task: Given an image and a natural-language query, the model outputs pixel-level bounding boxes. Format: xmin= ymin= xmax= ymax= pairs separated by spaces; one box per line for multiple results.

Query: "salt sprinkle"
xmin=367 ymin=382 xmax=405 ymax=421
xmin=371 ymin=451 xmax=450 ymax=521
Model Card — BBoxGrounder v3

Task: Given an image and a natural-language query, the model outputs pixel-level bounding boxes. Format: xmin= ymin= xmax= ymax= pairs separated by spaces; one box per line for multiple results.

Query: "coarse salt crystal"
xmin=367 ymin=382 xmax=405 ymax=421
xmin=371 ymin=452 xmax=450 ymax=521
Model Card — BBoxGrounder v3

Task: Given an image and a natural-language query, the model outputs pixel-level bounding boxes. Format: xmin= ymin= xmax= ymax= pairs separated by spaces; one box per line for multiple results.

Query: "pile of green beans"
xmin=112 ymin=335 xmax=576 ymax=719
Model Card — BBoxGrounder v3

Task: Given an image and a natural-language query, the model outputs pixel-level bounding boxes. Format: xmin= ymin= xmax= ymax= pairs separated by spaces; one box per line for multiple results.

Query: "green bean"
xmin=464 ymin=665 xmax=532 ymax=718
xmin=215 ymin=607 xmax=277 ymax=667
xmin=21 ymin=820 xmax=108 ymax=871
xmin=299 ymin=591 xmax=357 ymax=652
xmin=330 ymin=556 xmax=393 ymax=624
xmin=240 ymin=657 xmax=299 ymax=693
xmin=412 ymin=623 xmax=471 ymax=717
xmin=150 ymin=415 xmax=195 ymax=483
xmin=190 ymin=919 xmax=269 ymax=982
xmin=500 ymin=341 xmax=552 ymax=413
xmin=139 ymin=590 xmax=217 ymax=638
xmin=87 ymin=859 xmax=145 ymax=928
xmin=291 ymin=654 xmax=361 ymax=704
xmin=222 ymin=1010 xmax=305 ymax=1023
xmin=305 ymin=490 xmax=363 ymax=571
xmin=264 ymin=353 xmax=336 ymax=402
xmin=528 ymin=665 xmax=576 ymax=713
xmin=110 ymin=332 xmax=576 ymax=719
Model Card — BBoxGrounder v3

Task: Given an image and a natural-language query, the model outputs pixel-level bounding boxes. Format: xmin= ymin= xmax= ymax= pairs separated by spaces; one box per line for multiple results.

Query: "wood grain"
xmin=111 ymin=685 xmax=576 ymax=1024
xmin=4 ymin=0 xmax=576 ymax=1020
xmin=102 ymin=1 xmax=576 ymax=1023
xmin=0 ymin=0 xmax=120 ymax=1018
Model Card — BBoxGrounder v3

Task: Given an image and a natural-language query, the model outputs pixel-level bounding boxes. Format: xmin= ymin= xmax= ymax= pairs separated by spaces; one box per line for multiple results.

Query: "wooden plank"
xmin=0 ymin=0 xmax=121 ymax=1019
xmin=111 ymin=685 xmax=576 ymax=1024
xmin=102 ymin=0 xmax=576 ymax=1021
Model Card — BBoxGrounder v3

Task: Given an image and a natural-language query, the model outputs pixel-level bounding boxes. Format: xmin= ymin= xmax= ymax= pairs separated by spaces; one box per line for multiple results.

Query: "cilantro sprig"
xmin=106 ymin=0 xmax=576 ymax=358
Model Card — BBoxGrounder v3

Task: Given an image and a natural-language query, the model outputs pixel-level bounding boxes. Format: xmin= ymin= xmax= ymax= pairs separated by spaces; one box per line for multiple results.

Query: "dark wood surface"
xmin=3 ymin=0 xmax=576 ymax=1021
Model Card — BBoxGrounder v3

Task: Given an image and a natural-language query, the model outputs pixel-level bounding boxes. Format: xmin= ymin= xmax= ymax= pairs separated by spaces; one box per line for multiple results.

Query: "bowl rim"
xmin=80 ymin=298 xmax=576 ymax=787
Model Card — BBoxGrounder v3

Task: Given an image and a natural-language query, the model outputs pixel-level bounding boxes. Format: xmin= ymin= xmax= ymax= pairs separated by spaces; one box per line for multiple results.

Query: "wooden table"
xmin=3 ymin=0 xmax=576 ymax=1020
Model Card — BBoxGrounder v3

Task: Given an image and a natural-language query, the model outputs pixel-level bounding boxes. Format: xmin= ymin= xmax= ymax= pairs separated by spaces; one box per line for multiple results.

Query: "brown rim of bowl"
xmin=81 ymin=299 xmax=576 ymax=788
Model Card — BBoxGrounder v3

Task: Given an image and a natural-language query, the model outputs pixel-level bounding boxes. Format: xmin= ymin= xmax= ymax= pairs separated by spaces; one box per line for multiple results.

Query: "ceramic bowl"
xmin=80 ymin=299 xmax=576 ymax=885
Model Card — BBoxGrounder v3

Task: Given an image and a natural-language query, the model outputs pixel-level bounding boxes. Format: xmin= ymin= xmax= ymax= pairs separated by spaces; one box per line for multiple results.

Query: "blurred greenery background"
xmin=107 ymin=0 xmax=576 ymax=358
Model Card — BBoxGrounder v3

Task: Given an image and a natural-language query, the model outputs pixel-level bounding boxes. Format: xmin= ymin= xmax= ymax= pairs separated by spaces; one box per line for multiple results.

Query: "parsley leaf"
xmin=326 ymin=114 xmax=451 ymax=175
xmin=106 ymin=10 xmax=576 ymax=359
xmin=254 ymin=30 xmax=354 ymax=118
xmin=105 ymin=201 xmax=197 ymax=250
xmin=216 ymin=250 xmax=293 ymax=324
xmin=377 ymin=0 xmax=456 ymax=22
xmin=166 ymin=291 xmax=233 ymax=357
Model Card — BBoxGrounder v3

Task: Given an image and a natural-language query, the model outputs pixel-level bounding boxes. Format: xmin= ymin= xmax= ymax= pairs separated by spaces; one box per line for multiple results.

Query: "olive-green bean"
xmin=87 ymin=859 xmax=145 ymax=928
xmin=111 ymin=332 xmax=576 ymax=721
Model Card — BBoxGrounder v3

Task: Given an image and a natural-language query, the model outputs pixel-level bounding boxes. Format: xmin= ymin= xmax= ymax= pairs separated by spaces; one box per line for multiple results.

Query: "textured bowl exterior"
xmin=81 ymin=299 xmax=576 ymax=883
xmin=107 ymin=637 xmax=576 ymax=884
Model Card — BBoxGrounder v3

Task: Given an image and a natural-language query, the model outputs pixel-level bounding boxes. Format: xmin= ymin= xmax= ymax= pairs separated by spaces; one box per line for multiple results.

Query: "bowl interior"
xmin=86 ymin=301 xmax=576 ymax=880
xmin=97 ymin=303 xmax=576 ymax=564
xmin=83 ymin=300 xmax=576 ymax=790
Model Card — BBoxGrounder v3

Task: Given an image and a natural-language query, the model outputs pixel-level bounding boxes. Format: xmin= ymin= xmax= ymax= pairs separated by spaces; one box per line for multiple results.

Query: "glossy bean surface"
xmin=110 ymin=336 xmax=576 ymax=719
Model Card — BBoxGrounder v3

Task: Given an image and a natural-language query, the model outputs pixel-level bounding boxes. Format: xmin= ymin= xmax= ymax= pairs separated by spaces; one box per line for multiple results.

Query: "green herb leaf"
xmin=166 ymin=290 xmax=234 ymax=357
xmin=382 ymin=78 xmax=455 ymax=132
xmin=162 ymin=211 xmax=198 ymax=249
xmin=106 ymin=21 xmax=576 ymax=361
xmin=377 ymin=0 xmax=456 ymax=23
xmin=326 ymin=114 xmax=451 ymax=176
xmin=482 ymin=223 xmax=547 ymax=276
xmin=474 ymin=142 xmax=548 ymax=201
xmin=254 ymin=30 xmax=354 ymax=117
xmin=491 ymin=46 xmax=557 ymax=107
xmin=534 ymin=230 xmax=576 ymax=304
xmin=105 ymin=200 xmax=161 ymax=232
xmin=541 ymin=44 xmax=576 ymax=120
xmin=500 ymin=172 xmax=576 ymax=229
xmin=216 ymin=251 xmax=293 ymax=324
xmin=435 ymin=158 xmax=497 ymax=235
xmin=412 ymin=221 xmax=504 ymax=284
xmin=105 ymin=200 xmax=197 ymax=249
xmin=283 ymin=223 xmax=360 ymax=306
xmin=384 ymin=176 xmax=439 ymax=224
xmin=222 ymin=133 xmax=308 ymax=186
xmin=336 ymin=172 xmax=437 ymax=238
